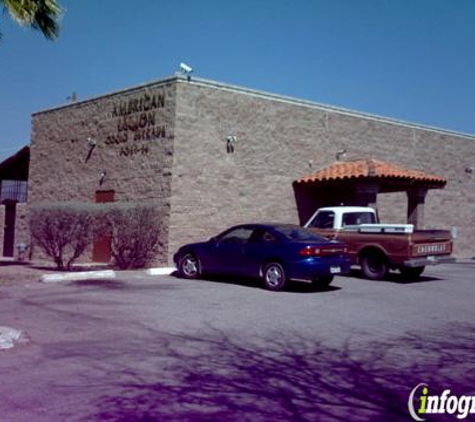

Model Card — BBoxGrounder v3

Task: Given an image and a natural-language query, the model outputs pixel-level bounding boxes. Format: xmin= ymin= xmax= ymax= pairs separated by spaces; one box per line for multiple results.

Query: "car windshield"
xmin=307 ymin=211 xmax=335 ymax=229
xmin=275 ymin=226 xmax=326 ymax=242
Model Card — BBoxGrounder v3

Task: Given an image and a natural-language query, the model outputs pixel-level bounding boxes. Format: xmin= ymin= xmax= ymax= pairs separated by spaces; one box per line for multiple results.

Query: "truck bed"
xmin=308 ymin=227 xmax=452 ymax=266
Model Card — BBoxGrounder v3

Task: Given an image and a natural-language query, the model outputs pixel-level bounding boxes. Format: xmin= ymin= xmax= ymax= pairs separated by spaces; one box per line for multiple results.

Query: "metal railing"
xmin=1 ymin=180 xmax=28 ymax=203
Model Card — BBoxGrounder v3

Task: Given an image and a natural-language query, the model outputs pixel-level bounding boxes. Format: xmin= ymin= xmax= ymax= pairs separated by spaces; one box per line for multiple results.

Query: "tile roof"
xmin=295 ymin=158 xmax=446 ymax=187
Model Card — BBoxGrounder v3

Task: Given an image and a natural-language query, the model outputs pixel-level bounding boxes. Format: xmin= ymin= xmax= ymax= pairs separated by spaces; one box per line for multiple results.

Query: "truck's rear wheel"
xmin=361 ymin=251 xmax=389 ymax=280
xmin=400 ymin=266 xmax=425 ymax=280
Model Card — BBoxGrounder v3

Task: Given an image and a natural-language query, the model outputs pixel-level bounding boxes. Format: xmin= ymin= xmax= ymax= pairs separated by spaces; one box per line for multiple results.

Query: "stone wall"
xmin=169 ymin=78 xmax=475 ymax=261
xmin=27 ymin=76 xmax=475 ymax=265
xmin=29 ymin=79 xmax=178 ymax=264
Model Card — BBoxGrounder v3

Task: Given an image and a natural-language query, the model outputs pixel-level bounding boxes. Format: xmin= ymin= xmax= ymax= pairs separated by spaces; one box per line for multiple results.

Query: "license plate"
xmin=330 ymin=266 xmax=341 ymax=274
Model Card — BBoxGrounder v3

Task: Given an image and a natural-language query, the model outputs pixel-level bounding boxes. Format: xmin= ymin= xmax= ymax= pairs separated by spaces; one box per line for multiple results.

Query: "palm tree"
xmin=1 ymin=0 xmax=63 ymax=41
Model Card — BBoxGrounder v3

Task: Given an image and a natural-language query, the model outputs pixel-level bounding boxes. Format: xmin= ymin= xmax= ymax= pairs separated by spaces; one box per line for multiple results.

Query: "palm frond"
xmin=1 ymin=0 xmax=62 ymax=39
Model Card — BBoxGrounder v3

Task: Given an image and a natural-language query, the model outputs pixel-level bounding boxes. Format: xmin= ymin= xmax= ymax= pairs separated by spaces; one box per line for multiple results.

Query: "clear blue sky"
xmin=1 ymin=0 xmax=474 ymax=161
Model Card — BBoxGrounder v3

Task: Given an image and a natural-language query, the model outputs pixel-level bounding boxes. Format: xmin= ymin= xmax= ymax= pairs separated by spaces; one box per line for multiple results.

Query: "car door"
xmin=242 ymin=228 xmax=279 ymax=277
xmin=212 ymin=226 xmax=255 ymax=275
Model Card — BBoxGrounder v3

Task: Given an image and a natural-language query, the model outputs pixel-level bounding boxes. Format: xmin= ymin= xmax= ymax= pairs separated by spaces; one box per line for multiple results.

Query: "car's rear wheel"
xmin=315 ymin=275 xmax=334 ymax=287
xmin=400 ymin=266 xmax=425 ymax=280
xmin=360 ymin=251 xmax=389 ymax=280
xmin=263 ymin=262 xmax=287 ymax=291
xmin=179 ymin=253 xmax=201 ymax=279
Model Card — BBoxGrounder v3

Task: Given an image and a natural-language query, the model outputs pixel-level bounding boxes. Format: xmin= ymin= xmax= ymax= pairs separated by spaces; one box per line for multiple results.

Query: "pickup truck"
xmin=304 ymin=206 xmax=454 ymax=280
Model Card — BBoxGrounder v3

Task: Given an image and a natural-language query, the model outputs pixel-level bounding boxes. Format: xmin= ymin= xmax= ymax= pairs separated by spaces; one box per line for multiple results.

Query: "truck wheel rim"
xmin=266 ymin=265 xmax=282 ymax=287
xmin=367 ymin=257 xmax=381 ymax=273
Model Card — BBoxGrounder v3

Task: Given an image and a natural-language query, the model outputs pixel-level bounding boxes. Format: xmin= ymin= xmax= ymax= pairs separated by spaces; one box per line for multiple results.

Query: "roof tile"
xmin=295 ymin=158 xmax=446 ymax=186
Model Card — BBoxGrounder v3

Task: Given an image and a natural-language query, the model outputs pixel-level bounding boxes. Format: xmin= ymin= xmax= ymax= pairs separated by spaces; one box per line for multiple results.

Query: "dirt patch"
xmin=0 ymin=261 xmax=111 ymax=286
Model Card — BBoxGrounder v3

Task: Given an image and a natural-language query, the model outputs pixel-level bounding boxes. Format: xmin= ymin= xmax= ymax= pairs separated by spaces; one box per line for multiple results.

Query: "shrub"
xmin=30 ymin=203 xmax=98 ymax=270
xmin=100 ymin=203 xmax=162 ymax=270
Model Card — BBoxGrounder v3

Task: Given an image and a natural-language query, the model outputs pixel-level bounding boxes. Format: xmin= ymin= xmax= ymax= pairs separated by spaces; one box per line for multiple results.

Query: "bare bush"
xmin=100 ymin=204 xmax=161 ymax=270
xmin=30 ymin=203 xmax=97 ymax=270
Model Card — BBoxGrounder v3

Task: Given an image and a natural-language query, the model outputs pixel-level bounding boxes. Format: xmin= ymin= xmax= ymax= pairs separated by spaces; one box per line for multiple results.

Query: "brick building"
xmin=1 ymin=75 xmax=474 ymax=264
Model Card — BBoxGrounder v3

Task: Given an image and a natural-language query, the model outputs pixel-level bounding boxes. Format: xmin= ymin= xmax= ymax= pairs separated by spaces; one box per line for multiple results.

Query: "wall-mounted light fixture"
xmin=335 ymin=149 xmax=347 ymax=161
xmin=99 ymin=170 xmax=106 ymax=185
xmin=226 ymin=135 xmax=237 ymax=153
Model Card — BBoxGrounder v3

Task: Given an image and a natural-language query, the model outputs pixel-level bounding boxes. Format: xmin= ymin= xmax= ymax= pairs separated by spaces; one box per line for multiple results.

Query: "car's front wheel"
xmin=178 ymin=253 xmax=201 ymax=279
xmin=262 ymin=262 xmax=287 ymax=291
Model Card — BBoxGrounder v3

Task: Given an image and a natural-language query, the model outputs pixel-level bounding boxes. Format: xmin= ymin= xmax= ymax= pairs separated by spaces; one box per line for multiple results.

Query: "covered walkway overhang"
xmin=293 ymin=158 xmax=447 ymax=229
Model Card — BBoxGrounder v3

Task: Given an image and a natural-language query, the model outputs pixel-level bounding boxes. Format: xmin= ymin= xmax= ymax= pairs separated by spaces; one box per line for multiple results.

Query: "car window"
xmin=262 ymin=231 xmax=276 ymax=243
xmin=308 ymin=211 xmax=335 ymax=229
xmin=218 ymin=227 xmax=254 ymax=245
xmin=342 ymin=212 xmax=376 ymax=226
xmin=276 ymin=226 xmax=326 ymax=242
xmin=248 ymin=229 xmax=277 ymax=244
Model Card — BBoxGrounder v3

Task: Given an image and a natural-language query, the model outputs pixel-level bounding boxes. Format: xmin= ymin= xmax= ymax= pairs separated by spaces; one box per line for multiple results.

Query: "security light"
xmin=180 ymin=62 xmax=193 ymax=74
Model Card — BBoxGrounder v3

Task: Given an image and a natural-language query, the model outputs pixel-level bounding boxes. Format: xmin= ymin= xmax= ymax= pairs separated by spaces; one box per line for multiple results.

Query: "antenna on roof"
xmin=66 ymin=92 xmax=77 ymax=102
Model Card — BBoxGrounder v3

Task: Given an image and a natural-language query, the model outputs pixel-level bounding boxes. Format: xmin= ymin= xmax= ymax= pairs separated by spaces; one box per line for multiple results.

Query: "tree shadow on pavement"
xmin=88 ymin=322 xmax=475 ymax=422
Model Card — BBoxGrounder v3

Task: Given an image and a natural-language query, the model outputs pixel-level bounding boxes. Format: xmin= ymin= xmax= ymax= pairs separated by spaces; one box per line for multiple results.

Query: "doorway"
xmin=92 ymin=190 xmax=115 ymax=262
xmin=2 ymin=201 xmax=16 ymax=257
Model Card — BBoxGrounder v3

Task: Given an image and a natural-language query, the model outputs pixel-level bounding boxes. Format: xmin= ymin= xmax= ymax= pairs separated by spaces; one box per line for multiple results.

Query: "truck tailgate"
xmin=410 ymin=230 xmax=452 ymax=256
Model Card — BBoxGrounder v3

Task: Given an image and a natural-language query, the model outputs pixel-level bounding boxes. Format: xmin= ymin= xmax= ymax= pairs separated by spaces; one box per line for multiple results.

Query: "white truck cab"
xmin=305 ymin=206 xmax=414 ymax=233
xmin=305 ymin=206 xmax=377 ymax=230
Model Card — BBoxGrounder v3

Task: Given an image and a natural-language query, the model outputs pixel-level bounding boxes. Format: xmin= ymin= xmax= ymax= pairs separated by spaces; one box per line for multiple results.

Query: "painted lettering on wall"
xmin=106 ymin=91 xmax=167 ymax=157
xmin=112 ymin=93 xmax=165 ymax=117
xmin=119 ymin=144 xmax=150 ymax=157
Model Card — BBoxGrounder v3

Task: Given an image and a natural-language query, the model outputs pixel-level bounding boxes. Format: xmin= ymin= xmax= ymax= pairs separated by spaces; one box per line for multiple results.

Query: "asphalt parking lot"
xmin=0 ymin=263 xmax=474 ymax=421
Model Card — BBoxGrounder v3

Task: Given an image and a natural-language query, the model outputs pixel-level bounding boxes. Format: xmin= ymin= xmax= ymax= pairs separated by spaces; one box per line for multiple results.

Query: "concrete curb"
xmin=0 ymin=327 xmax=24 ymax=350
xmin=146 ymin=267 xmax=176 ymax=276
xmin=38 ymin=267 xmax=176 ymax=283
xmin=40 ymin=270 xmax=116 ymax=283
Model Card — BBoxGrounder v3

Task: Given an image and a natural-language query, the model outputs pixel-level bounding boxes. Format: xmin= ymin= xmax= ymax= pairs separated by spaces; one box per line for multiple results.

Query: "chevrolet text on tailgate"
xmin=304 ymin=206 xmax=454 ymax=280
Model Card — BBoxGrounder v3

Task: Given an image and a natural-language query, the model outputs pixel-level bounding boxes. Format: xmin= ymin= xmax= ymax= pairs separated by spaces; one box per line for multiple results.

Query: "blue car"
xmin=173 ymin=224 xmax=351 ymax=291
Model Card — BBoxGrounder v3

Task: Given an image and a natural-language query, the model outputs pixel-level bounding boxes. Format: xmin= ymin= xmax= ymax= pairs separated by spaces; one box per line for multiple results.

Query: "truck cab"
xmin=306 ymin=207 xmax=378 ymax=230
